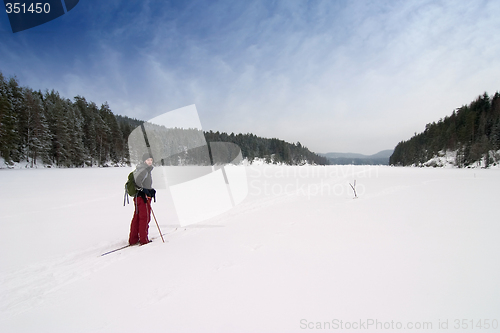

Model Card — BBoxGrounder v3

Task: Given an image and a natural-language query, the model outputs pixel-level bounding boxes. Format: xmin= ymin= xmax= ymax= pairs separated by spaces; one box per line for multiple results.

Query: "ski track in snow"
xmin=1 ymin=224 xmax=182 ymax=317
xmin=0 ymin=166 xmax=372 ymax=317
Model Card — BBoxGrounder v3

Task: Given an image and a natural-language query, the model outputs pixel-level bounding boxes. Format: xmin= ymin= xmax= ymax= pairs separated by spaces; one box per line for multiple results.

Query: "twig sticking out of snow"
xmin=349 ymin=180 xmax=358 ymax=199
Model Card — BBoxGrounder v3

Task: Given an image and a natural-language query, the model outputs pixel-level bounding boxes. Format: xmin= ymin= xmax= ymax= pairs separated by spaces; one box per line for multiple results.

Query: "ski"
xmin=101 ymin=243 xmax=137 ymax=256
xmin=100 ymin=231 xmax=172 ymax=257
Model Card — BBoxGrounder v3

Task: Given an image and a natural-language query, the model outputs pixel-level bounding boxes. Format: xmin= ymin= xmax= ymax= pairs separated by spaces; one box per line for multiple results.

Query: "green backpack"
xmin=123 ymin=171 xmax=137 ymax=205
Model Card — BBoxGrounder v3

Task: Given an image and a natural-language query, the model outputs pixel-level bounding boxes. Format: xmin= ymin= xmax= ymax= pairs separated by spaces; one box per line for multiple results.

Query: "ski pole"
xmin=150 ymin=206 xmax=165 ymax=243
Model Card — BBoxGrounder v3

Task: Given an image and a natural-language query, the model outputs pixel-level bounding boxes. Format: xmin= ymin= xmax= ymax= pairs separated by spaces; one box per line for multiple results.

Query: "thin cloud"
xmin=1 ymin=0 xmax=499 ymax=154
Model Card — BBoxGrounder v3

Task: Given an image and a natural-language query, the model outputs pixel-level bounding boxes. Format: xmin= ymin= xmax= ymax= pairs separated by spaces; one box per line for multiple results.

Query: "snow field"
xmin=0 ymin=165 xmax=499 ymax=332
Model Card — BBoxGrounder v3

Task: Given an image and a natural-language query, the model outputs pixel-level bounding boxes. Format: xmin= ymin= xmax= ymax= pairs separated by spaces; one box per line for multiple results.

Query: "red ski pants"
xmin=129 ymin=196 xmax=151 ymax=245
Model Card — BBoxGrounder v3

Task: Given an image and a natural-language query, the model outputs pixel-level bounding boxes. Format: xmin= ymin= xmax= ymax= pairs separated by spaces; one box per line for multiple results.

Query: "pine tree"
xmin=5 ymin=77 xmax=23 ymax=162
xmin=100 ymin=102 xmax=124 ymax=165
xmin=44 ymin=90 xmax=71 ymax=166
xmin=0 ymin=72 xmax=18 ymax=163
xmin=22 ymin=89 xmax=52 ymax=166
xmin=66 ymin=100 xmax=86 ymax=166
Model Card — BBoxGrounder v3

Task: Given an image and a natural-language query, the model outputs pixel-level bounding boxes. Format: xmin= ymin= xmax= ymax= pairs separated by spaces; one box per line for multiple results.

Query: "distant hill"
xmin=320 ymin=150 xmax=393 ymax=165
xmin=390 ymin=92 xmax=500 ymax=167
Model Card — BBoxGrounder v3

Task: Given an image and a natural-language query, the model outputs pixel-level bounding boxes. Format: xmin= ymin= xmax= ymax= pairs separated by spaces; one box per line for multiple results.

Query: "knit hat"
xmin=142 ymin=152 xmax=153 ymax=162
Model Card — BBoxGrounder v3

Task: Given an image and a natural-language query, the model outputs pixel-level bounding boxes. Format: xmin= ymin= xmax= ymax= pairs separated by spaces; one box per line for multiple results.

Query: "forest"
xmin=0 ymin=72 xmax=327 ymax=167
xmin=390 ymin=92 xmax=500 ymax=167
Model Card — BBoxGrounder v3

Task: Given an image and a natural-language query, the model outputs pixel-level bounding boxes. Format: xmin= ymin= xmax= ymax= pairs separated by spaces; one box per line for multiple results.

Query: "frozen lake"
xmin=0 ymin=165 xmax=499 ymax=332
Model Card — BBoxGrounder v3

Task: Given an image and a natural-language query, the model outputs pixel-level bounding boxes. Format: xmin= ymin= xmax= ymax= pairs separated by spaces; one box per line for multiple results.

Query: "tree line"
xmin=0 ymin=72 xmax=327 ymax=167
xmin=204 ymin=131 xmax=328 ymax=165
xmin=0 ymin=72 xmax=136 ymax=167
xmin=390 ymin=92 xmax=500 ymax=167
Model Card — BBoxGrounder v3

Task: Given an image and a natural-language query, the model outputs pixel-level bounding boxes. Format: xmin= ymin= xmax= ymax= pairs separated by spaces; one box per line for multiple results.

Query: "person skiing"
xmin=129 ymin=153 xmax=156 ymax=245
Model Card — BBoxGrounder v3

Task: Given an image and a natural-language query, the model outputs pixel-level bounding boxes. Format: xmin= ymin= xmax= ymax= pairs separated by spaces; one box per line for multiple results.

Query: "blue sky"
xmin=1 ymin=0 xmax=500 ymax=155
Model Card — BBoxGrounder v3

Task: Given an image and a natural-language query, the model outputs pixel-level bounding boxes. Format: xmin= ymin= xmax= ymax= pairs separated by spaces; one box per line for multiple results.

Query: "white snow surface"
xmin=422 ymin=149 xmax=500 ymax=169
xmin=1 ymin=165 xmax=499 ymax=332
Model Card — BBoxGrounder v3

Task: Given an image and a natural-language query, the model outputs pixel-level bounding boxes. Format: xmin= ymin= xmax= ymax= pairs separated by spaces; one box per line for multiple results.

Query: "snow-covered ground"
xmin=1 ymin=165 xmax=499 ymax=332
xmin=422 ymin=149 xmax=500 ymax=169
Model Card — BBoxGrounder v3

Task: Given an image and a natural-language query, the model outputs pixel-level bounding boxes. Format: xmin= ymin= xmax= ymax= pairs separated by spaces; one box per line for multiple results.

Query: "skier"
xmin=129 ymin=153 xmax=156 ymax=245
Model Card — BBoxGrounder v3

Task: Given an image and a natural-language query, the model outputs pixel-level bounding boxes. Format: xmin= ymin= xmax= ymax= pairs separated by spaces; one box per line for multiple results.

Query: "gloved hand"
xmin=142 ymin=188 xmax=156 ymax=198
